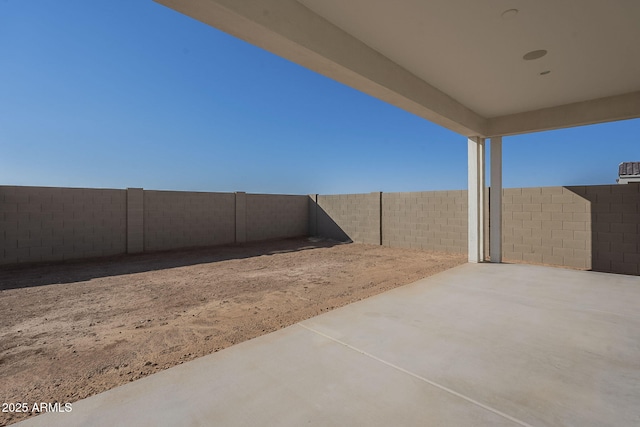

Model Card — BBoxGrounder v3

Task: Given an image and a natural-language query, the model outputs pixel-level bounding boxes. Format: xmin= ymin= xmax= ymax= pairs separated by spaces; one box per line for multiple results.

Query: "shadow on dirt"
xmin=0 ymin=237 xmax=344 ymax=291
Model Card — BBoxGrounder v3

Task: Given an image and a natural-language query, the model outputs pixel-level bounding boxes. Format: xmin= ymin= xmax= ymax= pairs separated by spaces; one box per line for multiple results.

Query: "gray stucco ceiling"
xmin=298 ymin=0 xmax=640 ymax=118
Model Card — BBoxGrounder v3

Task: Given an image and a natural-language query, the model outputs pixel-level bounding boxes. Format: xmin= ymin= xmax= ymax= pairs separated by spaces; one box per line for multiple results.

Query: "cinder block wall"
xmin=246 ymin=194 xmax=309 ymax=242
xmin=501 ymin=187 xmax=591 ymax=269
xmin=1 ymin=186 xmax=310 ymax=266
xmin=143 ymin=191 xmax=236 ymax=252
xmin=569 ymin=184 xmax=639 ymax=275
xmin=316 ymin=193 xmax=381 ymax=244
xmin=0 ymin=186 xmax=127 ymax=265
xmin=3 ymin=184 xmax=637 ymax=275
xmin=499 ymin=185 xmax=639 ymax=274
xmin=316 ymin=185 xmax=637 ymax=275
xmin=382 ymin=190 xmax=467 ymax=253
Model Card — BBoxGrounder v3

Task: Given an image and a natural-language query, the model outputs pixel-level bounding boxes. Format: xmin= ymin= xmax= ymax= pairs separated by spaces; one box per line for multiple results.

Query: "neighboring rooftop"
xmin=619 ymin=162 xmax=640 ymax=176
xmin=618 ymin=161 xmax=640 ymax=184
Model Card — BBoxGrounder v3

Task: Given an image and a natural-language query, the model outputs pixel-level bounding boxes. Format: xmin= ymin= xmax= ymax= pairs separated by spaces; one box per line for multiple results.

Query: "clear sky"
xmin=2 ymin=1 xmax=638 ymax=195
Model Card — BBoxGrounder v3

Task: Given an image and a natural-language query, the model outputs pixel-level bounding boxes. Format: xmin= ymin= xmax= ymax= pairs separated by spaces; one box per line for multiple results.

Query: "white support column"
xmin=468 ymin=136 xmax=485 ymax=263
xmin=478 ymin=139 xmax=485 ymax=261
xmin=490 ymin=137 xmax=503 ymax=263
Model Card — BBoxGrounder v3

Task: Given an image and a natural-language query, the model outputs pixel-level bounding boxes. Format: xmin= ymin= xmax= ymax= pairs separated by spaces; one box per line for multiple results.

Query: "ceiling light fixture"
xmin=523 ymin=49 xmax=548 ymax=60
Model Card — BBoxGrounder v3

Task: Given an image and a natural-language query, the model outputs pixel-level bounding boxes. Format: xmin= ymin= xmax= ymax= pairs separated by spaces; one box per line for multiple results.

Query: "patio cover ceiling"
xmin=155 ymin=0 xmax=640 ymax=138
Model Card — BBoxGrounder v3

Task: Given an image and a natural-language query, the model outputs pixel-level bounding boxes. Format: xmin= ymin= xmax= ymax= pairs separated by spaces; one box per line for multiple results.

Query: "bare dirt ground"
xmin=0 ymin=238 xmax=465 ymax=425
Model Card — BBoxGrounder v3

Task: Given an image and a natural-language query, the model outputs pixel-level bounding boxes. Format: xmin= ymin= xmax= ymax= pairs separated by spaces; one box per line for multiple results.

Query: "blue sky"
xmin=1 ymin=1 xmax=637 ymax=195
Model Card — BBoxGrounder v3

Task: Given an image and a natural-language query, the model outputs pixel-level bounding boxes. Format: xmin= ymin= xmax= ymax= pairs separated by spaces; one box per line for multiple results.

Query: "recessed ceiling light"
xmin=501 ymin=9 xmax=518 ymax=20
xmin=540 ymin=70 xmax=551 ymax=75
xmin=523 ymin=49 xmax=548 ymax=60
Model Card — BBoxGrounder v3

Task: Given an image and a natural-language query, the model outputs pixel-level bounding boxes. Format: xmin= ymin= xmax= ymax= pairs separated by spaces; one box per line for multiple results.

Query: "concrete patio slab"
xmin=15 ymin=263 xmax=640 ymax=427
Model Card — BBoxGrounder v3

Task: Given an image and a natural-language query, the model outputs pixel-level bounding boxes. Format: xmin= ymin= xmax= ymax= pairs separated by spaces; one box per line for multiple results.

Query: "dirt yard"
xmin=0 ymin=238 xmax=465 ymax=425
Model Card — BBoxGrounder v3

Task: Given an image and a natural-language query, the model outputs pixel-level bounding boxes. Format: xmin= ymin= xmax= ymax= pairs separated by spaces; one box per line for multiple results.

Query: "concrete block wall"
xmin=315 ymin=185 xmax=637 ymax=275
xmin=499 ymin=185 xmax=639 ymax=274
xmin=0 ymin=186 xmax=127 ymax=265
xmin=316 ymin=193 xmax=381 ymax=244
xmin=235 ymin=192 xmax=247 ymax=244
xmin=245 ymin=194 xmax=309 ymax=242
xmin=570 ymin=184 xmax=639 ymax=275
xmin=501 ymin=187 xmax=591 ymax=269
xmin=308 ymin=194 xmax=318 ymax=237
xmin=1 ymin=186 xmax=310 ymax=266
xmin=2 ymin=184 xmax=637 ymax=275
xmin=127 ymin=188 xmax=144 ymax=254
xmin=143 ymin=190 xmax=236 ymax=252
xmin=382 ymin=190 xmax=467 ymax=252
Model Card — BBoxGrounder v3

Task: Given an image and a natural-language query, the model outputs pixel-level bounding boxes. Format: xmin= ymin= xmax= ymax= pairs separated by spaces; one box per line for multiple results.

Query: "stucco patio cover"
xmin=153 ymin=0 xmax=640 ymax=137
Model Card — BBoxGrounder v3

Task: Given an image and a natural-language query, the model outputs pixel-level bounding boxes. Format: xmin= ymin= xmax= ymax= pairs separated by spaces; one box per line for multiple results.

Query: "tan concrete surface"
xmin=303 ymin=263 xmax=640 ymax=426
xmin=15 ymin=263 xmax=640 ymax=426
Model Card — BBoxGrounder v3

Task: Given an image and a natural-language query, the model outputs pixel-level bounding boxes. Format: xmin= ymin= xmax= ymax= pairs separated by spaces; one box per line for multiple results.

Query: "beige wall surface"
xmin=0 ymin=186 xmax=126 ymax=265
xmin=143 ymin=190 xmax=236 ymax=252
xmin=246 ymin=194 xmax=309 ymax=242
xmin=1 ymin=186 xmax=309 ymax=266
xmin=127 ymin=188 xmax=144 ymax=254
xmin=501 ymin=187 xmax=591 ymax=269
xmin=501 ymin=185 xmax=639 ymax=275
xmin=382 ymin=190 xmax=467 ymax=253
xmin=316 ymin=193 xmax=381 ymax=245
xmin=314 ymin=185 xmax=638 ymax=276
xmin=313 ymin=190 xmax=478 ymax=255
xmin=2 ymin=184 xmax=637 ymax=275
xmin=583 ymin=184 xmax=640 ymax=276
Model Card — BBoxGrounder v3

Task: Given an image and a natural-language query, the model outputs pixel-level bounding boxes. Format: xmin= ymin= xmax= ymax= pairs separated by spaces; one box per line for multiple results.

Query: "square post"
xmin=468 ymin=137 xmax=485 ymax=263
xmin=235 ymin=192 xmax=247 ymax=243
xmin=126 ymin=188 xmax=144 ymax=254
xmin=490 ymin=137 xmax=503 ymax=263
